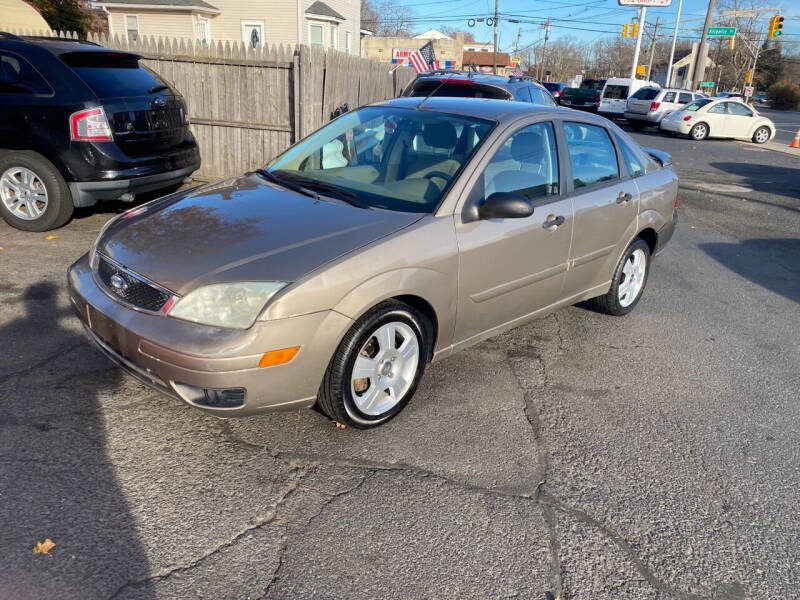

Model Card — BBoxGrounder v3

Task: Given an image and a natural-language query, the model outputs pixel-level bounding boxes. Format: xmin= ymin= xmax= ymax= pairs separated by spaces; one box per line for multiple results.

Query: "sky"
xmin=392 ymin=0 xmax=800 ymax=56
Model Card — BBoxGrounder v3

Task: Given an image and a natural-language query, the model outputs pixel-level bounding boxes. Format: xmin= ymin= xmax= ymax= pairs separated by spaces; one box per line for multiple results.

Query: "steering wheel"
xmin=424 ymin=171 xmax=451 ymax=181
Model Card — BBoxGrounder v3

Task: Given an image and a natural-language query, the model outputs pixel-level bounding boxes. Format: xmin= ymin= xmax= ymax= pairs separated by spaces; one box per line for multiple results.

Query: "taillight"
xmin=650 ymin=101 xmax=661 ymax=110
xmin=70 ymin=107 xmax=112 ymax=141
xmin=595 ymin=92 xmax=601 ymax=100
xmin=683 ymin=115 xmax=692 ymax=121
xmin=674 ymin=192 xmax=679 ymax=208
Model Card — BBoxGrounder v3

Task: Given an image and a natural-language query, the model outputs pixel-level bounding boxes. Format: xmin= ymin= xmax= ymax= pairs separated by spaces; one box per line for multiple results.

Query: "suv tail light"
xmin=70 ymin=107 xmax=112 ymax=141
xmin=595 ymin=92 xmax=601 ymax=100
xmin=650 ymin=101 xmax=661 ymax=110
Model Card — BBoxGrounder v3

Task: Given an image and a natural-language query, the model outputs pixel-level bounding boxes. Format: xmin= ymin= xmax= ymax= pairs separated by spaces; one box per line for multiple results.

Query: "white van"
xmin=598 ymin=78 xmax=660 ymax=119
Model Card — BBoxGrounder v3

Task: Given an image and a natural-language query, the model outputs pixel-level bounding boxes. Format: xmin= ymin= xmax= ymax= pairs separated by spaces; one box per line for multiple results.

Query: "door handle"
xmin=543 ymin=215 xmax=565 ymax=229
xmin=616 ymin=191 xmax=633 ymax=204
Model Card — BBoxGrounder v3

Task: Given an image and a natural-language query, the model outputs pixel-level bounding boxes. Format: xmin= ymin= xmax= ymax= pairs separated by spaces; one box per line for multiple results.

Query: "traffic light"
xmin=632 ymin=22 xmax=639 ymax=37
xmin=769 ymin=14 xmax=784 ymax=38
xmin=623 ymin=23 xmax=630 ymax=37
xmin=729 ymin=35 xmax=735 ymax=50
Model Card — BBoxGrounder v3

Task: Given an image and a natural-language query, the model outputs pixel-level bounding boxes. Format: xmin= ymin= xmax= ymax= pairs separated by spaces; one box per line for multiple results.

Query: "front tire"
xmin=0 ymin=151 xmax=74 ymax=231
xmin=317 ymin=300 xmax=431 ymax=428
xmin=752 ymin=126 xmax=770 ymax=144
xmin=592 ymin=239 xmax=651 ymax=316
xmin=690 ymin=122 xmax=709 ymax=141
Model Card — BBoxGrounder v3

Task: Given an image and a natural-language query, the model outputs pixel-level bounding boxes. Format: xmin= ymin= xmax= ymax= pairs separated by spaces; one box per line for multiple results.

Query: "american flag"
xmin=513 ymin=65 xmax=523 ymax=76
xmin=408 ymin=41 xmax=437 ymax=73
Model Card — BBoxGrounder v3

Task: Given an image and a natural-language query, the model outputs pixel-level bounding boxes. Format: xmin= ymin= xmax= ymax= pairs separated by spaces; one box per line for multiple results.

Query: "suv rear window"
xmin=603 ymin=85 xmax=629 ymax=100
xmin=631 ymin=87 xmax=659 ymax=100
xmin=60 ymin=51 xmax=169 ymax=98
xmin=407 ymin=80 xmax=510 ymax=100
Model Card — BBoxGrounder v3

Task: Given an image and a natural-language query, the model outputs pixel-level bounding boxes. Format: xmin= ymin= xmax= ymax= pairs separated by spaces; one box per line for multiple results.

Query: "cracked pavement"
xmin=1 ymin=132 xmax=798 ymax=599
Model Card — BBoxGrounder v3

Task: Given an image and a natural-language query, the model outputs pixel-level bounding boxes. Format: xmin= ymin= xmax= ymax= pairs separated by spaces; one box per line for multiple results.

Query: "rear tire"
xmin=689 ymin=122 xmax=709 ymax=141
xmin=317 ymin=300 xmax=432 ymax=429
xmin=591 ymin=239 xmax=651 ymax=317
xmin=0 ymin=151 xmax=73 ymax=231
xmin=629 ymin=121 xmax=647 ymax=130
xmin=752 ymin=126 xmax=770 ymax=145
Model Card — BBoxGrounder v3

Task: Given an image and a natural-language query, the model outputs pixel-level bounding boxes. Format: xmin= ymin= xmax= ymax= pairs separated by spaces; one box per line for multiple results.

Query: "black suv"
xmin=0 ymin=33 xmax=200 ymax=231
xmin=402 ymin=70 xmax=557 ymax=107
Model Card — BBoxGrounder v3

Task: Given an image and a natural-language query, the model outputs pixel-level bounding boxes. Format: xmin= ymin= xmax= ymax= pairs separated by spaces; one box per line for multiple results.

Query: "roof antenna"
xmin=416 ymin=77 xmax=446 ymax=110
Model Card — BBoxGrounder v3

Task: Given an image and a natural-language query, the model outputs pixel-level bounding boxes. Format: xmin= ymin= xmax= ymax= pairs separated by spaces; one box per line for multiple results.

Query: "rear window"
xmin=60 ymin=51 xmax=169 ymax=98
xmin=684 ymin=99 xmax=713 ymax=111
xmin=631 ymin=87 xmax=660 ymax=100
xmin=603 ymin=85 xmax=629 ymax=100
xmin=407 ymin=80 xmax=510 ymax=100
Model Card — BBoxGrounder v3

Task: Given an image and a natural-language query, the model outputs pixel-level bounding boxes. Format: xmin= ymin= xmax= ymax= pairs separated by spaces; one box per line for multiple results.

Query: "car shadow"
xmin=698 ymin=238 xmax=800 ymax=304
xmin=709 ymin=162 xmax=800 ymax=201
xmin=0 ymin=283 xmax=155 ymax=599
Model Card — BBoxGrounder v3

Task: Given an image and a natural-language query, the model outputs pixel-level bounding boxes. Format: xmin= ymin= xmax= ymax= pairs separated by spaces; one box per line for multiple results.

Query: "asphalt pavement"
xmin=755 ymin=106 xmax=800 ymax=147
xmin=0 ymin=127 xmax=798 ymax=599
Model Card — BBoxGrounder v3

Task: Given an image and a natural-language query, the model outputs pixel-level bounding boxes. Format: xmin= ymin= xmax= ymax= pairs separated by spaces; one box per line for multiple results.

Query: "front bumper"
xmin=67 ymin=253 xmax=353 ymax=417
xmin=68 ymin=165 xmax=199 ymax=207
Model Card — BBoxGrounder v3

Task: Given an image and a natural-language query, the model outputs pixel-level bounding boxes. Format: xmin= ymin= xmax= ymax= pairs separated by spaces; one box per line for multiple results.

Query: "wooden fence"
xmin=8 ymin=29 xmax=415 ymax=180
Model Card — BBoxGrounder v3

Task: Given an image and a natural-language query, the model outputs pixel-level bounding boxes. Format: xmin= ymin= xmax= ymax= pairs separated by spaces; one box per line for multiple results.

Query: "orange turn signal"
xmin=259 ymin=346 xmax=300 ymax=368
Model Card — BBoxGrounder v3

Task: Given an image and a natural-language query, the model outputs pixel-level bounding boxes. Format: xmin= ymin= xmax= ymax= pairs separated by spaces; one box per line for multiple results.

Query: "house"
xmin=413 ymin=29 xmax=450 ymax=40
xmin=463 ymin=41 xmax=493 ymax=53
xmin=650 ymin=43 xmax=716 ymax=89
xmin=463 ymin=49 xmax=511 ymax=74
xmin=3 ymin=0 xmax=51 ymax=32
xmin=93 ymin=0 xmax=361 ymax=53
xmin=362 ymin=35 xmax=462 ymax=69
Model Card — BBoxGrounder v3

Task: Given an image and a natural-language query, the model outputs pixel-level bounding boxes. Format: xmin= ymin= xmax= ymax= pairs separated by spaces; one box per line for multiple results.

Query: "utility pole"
xmin=691 ymin=0 xmax=716 ymax=91
xmin=665 ymin=0 xmax=684 ymax=87
xmin=513 ymin=26 xmax=521 ymax=56
xmin=645 ymin=16 xmax=660 ymax=81
xmin=539 ymin=17 xmax=551 ymax=81
xmin=492 ymin=0 xmax=499 ymax=73
xmin=630 ymin=7 xmax=647 ymax=80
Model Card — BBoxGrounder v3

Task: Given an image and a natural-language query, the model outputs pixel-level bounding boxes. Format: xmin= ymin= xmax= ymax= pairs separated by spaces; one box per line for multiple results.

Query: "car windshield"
xmin=266 ymin=106 xmax=495 ymax=213
xmin=683 ymin=99 xmax=713 ymax=111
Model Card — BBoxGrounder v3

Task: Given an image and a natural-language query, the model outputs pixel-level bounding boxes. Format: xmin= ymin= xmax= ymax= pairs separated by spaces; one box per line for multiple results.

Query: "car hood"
xmin=98 ymin=174 xmax=423 ymax=295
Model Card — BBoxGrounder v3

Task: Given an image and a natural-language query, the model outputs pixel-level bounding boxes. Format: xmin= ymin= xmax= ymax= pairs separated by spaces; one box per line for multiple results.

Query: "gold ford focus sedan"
xmin=68 ymin=97 xmax=678 ymax=428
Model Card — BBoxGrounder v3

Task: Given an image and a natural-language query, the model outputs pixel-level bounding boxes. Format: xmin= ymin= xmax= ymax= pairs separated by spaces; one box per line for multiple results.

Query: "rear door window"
xmin=59 ymin=51 xmax=169 ymax=98
xmin=0 ymin=51 xmax=52 ymax=95
xmin=662 ymin=92 xmax=676 ymax=103
xmin=603 ymin=85 xmax=629 ymax=100
xmin=679 ymin=92 xmax=693 ymax=104
xmin=564 ymin=122 xmax=619 ymax=188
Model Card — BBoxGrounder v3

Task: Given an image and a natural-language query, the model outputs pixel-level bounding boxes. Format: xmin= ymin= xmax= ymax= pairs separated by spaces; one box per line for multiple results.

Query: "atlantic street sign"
xmin=700 ymin=81 xmax=715 ymax=88
xmin=707 ymin=27 xmax=736 ymax=36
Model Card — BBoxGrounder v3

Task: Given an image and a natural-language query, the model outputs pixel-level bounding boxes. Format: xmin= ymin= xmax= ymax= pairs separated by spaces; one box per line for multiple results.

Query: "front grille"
xmin=97 ymin=256 xmax=172 ymax=312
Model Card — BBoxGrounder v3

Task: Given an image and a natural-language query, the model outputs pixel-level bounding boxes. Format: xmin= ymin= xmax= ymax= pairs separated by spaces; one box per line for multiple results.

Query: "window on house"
xmin=242 ymin=21 xmax=264 ymax=48
xmin=196 ymin=17 xmax=210 ymax=43
xmin=345 ymin=31 xmax=351 ymax=54
xmin=309 ymin=23 xmax=324 ymax=46
xmin=125 ymin=15 xmax=139 ymax=42
xmin=329 ymin=25 xmax=337 ymax=49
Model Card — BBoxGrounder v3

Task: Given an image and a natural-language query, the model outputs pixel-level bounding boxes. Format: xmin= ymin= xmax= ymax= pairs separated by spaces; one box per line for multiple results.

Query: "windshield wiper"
xmin=279 ymin=175 xmax=371 ymax=209
xmin=148 ymin=84 xmax=169 ymax=94
xmin=254 ymin=169 xmax=320 ymax=200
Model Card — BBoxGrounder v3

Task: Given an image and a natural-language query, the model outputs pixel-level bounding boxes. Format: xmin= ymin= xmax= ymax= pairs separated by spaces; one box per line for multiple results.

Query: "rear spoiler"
xmin=641 ymin=146 xmax=672 ymax=168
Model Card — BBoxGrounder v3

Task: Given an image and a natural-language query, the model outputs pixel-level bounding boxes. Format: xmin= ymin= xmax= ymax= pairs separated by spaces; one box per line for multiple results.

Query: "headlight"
xmin=168 ymin=282 xmax=287 ymax=329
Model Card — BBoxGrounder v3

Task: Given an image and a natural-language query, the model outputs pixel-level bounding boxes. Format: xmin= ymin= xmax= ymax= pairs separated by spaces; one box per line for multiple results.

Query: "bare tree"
xmin=439 ymin=27 xmax=476 ymax=42
xmin=360 ymin=0 xmax=416 ymax=37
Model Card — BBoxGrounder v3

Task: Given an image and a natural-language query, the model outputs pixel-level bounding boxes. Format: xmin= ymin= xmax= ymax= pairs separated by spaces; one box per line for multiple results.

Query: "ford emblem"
xmin=152 ymin=96 xmax=167 ymax=108
xmin=110 ymin=274 xmax=128 ymax=292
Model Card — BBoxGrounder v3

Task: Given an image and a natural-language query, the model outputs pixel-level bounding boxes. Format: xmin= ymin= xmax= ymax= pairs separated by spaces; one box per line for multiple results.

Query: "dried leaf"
xmin=334 ymin=421 xmax=347 ymax=429
xmin=45 ymin=235 xmax=57 ymax=241
xmin=33 ymin=538 xmax=55 ymax=555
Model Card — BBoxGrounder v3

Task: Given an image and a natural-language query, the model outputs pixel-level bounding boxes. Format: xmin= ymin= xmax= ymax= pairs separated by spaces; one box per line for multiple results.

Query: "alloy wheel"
xmin=350 ymin=321 xmax=420 ymax=416
xmin=0 ymin=167 xmax=49 ymax=221
xmin=754 ymin=127 xmax=769 ymax=144
xmin=618 ymin=248 xmax=647 ymax=308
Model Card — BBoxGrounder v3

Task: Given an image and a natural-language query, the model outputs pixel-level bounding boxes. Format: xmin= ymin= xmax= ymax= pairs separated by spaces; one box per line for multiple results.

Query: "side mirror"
xmin=478 ymin=192 xmax=534 ymax=220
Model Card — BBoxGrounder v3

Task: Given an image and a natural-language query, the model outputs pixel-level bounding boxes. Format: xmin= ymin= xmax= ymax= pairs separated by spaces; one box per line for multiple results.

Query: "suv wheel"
xmin=0 ymin=152 xmax=74 ymax=231
xmin=317 ymin=300 xmax=431 ymax=428
xmin=591 ymin=239 xmax=651 ymax=316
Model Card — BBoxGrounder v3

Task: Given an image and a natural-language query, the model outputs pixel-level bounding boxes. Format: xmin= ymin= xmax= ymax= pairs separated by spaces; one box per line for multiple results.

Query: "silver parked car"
xmin=68 ymin=97 xmax=678 ymax=429
xmin=624 ymin=87 xmax=704 ymax=129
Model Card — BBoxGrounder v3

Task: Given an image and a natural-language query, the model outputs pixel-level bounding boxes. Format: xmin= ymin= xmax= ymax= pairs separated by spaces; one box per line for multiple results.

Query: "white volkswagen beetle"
xmin=660 ymin=97 xmax=775 ymax=144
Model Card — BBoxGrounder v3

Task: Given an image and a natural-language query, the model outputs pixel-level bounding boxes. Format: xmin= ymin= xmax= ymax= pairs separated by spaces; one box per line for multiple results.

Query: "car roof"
xmin=412 ymin=70 xmax=545 ymax=89
xmin=0 ymin=33 xmax=135 ymax=57
xmin=374 ymin=95 xmax=596 ymax=123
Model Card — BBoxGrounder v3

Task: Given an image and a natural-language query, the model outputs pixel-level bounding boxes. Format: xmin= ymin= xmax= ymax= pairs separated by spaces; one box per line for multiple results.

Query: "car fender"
xmin=749 ymin=118 xmax=774 ymax=138
xmin=331 ymin=266 xmax=456 ymax=353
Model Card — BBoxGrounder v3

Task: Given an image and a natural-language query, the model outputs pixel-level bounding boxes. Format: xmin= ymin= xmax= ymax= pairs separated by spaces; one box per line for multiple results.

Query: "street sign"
xmin=699 ymin=81 xmax=715 ymax=88
xmin=707 ymin=27 xmax=736 ymax=36
xmin=511 ymin=56 xmax=522 ymax=64
xmin=745 ymin=68 xmax=753 ymax=84
xmin=618 ymin=0 xmax=672 ymax=6
xmin=636 ymin=65 xmax=646 ymax=75
xmin=744 ymin=86 xmax=754 ymax=97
